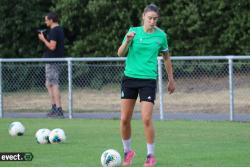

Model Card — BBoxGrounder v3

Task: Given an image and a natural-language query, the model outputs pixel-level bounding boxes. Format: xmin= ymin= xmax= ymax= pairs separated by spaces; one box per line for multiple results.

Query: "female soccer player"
xmin=117 ymin=3 xmax=175 ymax=166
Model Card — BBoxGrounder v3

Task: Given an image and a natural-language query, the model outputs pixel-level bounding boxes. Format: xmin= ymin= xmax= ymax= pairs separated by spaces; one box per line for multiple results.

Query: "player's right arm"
xmin=117 ymin=32 xmax=136 ymax=57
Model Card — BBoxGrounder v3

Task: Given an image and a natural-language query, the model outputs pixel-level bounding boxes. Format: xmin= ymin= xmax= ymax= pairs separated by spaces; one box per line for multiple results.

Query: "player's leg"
xmin=139 ymin=80 xmax=157 ymax=166
xmin=120 ymin=99 xmax=136 ymax=166
xmin=141 ymin=101 xmax=156 ymax=166
xmin=120 ymin=99 xmax=136 ymax=140
xmin=120 ymin=76 xmax=138 ymax=165
xmin=141 ymin=101 xmax=154 ymax=144
xmin=120 ymin=76 xmax=138 ymax=141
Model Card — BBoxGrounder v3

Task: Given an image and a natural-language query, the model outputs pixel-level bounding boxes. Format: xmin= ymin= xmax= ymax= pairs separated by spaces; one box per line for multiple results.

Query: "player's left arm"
xmin=162 ymin=52 xmax=175 ymax=94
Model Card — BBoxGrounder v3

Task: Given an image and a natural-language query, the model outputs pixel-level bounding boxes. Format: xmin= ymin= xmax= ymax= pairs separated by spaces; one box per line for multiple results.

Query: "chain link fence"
xmin=0 ymin=56 xmax=250 ymax=121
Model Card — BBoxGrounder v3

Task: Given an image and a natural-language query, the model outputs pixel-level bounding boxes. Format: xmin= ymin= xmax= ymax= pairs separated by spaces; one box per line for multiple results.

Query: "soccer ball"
xmin=35 ymin=128 xmax=51 ymax=144
xmin=101 ymin=149 xmax=121 ymax=167
xmin=49 ymin=128 xmax=66 ymax=144
xmin=8 ymin=121 xmax=25 ymax=136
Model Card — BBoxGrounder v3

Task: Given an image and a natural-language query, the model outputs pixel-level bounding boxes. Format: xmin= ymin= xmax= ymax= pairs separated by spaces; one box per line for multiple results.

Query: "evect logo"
xmin=0 ymin=152 xmax=33 ymax=161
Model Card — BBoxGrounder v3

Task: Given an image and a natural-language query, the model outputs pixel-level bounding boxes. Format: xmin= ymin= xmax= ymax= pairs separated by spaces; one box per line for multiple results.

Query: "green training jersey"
xmin=122 ymin=26 xmax=168 ymax=79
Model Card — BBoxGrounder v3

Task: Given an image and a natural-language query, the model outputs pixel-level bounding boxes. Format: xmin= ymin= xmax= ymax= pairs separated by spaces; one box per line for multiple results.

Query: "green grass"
xmin=0 ymin=119 xmax=250 ymax=167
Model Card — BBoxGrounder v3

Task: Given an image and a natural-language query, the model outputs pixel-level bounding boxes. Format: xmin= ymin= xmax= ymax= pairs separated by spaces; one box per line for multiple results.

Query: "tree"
xmin=0 ymin=0 xmax=249 ymax=58
xmin=0 ymin=0 xmax=53 ymax=58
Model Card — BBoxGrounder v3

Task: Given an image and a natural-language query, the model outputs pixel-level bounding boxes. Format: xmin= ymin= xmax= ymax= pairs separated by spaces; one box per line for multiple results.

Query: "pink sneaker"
xmin=144 ymin=154 xmax=156 ymax=166
xmin=123 ymin=150 xmax=135 ymax=166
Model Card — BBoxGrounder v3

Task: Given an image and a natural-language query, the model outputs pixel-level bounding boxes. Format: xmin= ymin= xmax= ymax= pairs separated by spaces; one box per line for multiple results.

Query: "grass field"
xmin=0 ymin=119 xmax=250 ymax=167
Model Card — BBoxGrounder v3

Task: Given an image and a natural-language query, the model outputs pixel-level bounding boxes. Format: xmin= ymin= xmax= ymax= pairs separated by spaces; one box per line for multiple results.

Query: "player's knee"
xmin=143 ymin=118 xmax=152 ymax=127
xmin=120 ymin=117 xmax=130 ymax=126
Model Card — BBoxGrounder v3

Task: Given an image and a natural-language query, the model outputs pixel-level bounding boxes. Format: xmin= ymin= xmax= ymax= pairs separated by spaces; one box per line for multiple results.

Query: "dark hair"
xmin=46 ymin=12 xmax=59 ymax=23
xmin=143 ymin=3 xmax=160 ymax=16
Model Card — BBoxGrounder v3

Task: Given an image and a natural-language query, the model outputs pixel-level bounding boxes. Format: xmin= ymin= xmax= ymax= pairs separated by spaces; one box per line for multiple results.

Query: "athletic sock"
xmin=122 ymin=138 xmax=131 ymax=153
xmin=147 ymin=143 xmax=155 ymax=155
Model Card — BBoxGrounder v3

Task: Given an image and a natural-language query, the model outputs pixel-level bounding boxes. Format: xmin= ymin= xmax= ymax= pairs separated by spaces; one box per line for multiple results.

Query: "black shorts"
xmin=121 ymin=76 xmax=157 ymax=104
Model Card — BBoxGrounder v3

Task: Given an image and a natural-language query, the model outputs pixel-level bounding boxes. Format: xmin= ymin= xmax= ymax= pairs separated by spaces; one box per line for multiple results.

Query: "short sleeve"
xmin=161 ymin=34 xmax=169 ymax=52
xmin=122 ymin=27 xmax=133 ymax=44
xmin=49 ymin=29 xmax=58 ymax=42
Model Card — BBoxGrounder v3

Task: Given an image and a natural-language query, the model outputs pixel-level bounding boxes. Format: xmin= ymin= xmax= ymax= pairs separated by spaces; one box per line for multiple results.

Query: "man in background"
xmin=38 ymin=12 xmax=64 ymax=118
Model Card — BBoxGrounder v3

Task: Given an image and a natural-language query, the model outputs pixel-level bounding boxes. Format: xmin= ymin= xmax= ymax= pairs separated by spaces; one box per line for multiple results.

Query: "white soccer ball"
xmin=49 ymin=128 xmax=66 ymax=144
xmin=8 ymin=121 xmax=25 ymax=136
xmin=35 ymin=128 xmax=51 ymax=144
xmin=101 ymin=149 xmax=121 ymax=167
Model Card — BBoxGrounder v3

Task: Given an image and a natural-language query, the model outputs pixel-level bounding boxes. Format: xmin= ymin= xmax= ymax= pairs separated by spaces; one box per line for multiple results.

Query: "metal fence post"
xmin=67 ymin=59 xmax=73 ymax=119
xmin=158 ymin=58 xmax=164 ymax=120
xmin=228 ymin=58 xmax=234 ymax=121
xmin=0 ymin=61 xmax=2 ymax=118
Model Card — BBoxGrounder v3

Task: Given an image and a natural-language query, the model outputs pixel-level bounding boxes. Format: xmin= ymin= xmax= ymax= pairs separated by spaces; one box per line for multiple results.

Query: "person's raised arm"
xmin=117 ymin=32 xmax=136 ymax=57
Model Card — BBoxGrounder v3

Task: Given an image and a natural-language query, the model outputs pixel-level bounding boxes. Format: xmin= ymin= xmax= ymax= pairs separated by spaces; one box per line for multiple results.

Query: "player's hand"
xmin=126 ymin=32 xmax=136 ymax=43
xmin=38 ymin=32 xmax=46 ymax=42
xmin=167 ymin=79 xmax=175 ymax=94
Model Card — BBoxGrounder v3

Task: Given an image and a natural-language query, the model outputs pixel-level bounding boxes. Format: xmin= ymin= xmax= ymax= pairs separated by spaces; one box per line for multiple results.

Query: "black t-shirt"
xmin=44 ymin=26 xmax=64 ymax=58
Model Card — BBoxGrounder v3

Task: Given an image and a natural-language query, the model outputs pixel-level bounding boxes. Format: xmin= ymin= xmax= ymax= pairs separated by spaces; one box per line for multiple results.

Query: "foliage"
xmin=0 ymin=0 xmax=53 ymax=58
xmin=0 ymin=0 xmax=249 ymax=58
